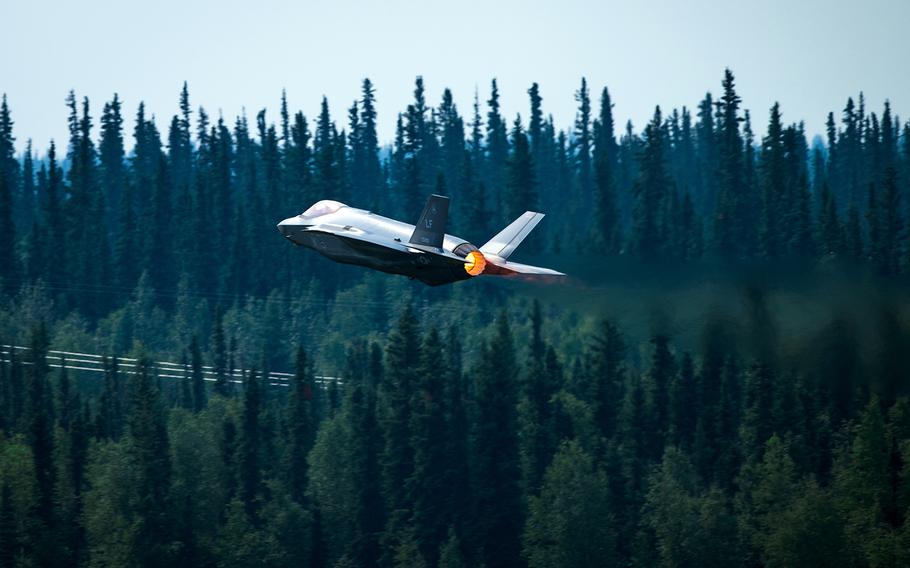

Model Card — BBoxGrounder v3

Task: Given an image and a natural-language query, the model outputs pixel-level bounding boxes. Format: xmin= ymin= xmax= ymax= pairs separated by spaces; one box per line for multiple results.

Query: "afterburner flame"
xmin=464 ymin=250 xmax=486 ymax=276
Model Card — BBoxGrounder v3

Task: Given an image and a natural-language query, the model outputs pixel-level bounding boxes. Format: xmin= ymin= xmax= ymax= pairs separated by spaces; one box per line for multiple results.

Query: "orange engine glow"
xmin=464 ymin=250 xmax=487 ymax=276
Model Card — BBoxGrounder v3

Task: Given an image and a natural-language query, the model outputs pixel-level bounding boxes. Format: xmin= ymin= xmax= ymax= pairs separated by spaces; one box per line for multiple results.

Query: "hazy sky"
xmin=2 ymin=0 xmax=909 ymax=155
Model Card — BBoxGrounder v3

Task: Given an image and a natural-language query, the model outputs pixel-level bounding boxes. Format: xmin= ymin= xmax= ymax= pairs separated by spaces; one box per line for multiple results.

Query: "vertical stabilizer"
xmin=409 ymin=194 xmax=449 ymax=249
xmin=480 ymin=211 xmax=544 ymax=260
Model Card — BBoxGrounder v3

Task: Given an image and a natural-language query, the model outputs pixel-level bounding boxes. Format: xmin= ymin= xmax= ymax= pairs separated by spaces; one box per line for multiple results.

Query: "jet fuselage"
xmin=278 ymin=200 xmax=477 ymax=285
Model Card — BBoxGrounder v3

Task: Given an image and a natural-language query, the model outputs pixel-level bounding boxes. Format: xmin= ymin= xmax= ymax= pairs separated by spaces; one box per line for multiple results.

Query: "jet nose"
xmin=277 ymin=217 xmax=297 ymax=237
xmin=278 ymin=216 xmax=310 ymax=243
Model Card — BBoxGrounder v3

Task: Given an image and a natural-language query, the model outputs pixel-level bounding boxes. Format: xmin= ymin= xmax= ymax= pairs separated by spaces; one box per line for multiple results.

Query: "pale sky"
xmin=2 ymin=0 xmax=909 ymax=155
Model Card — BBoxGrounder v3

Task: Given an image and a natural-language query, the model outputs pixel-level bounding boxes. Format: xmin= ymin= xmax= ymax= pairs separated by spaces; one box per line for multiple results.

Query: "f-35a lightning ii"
xmin=277 ymin=195 xmax=564 ymax=286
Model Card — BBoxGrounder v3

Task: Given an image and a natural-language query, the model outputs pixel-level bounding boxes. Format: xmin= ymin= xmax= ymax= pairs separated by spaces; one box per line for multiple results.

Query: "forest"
xmin=0 ymin=69 xmax=909 ymax=567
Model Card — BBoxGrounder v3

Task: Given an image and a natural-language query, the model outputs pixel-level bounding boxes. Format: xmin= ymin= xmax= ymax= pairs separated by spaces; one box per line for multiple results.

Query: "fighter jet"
xmin=277 ymin=195 xmax=564 ymax=286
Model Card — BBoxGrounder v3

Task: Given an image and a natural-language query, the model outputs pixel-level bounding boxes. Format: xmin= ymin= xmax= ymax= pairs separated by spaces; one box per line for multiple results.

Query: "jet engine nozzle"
xmin=464 ymin=250 xmax=486 ymax=276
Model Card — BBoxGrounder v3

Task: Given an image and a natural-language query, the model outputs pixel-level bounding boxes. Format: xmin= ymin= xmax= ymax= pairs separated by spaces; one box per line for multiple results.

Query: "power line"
xmin=0 ymin=345 xmax=343 ymax=389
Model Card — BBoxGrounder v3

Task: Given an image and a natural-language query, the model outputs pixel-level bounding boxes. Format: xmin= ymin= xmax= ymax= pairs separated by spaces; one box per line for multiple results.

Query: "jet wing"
xmin=306 ymin=225 xmax=415 ymax=254
xmin=308 ymin=226 xmax=468 ymax=267
xmin=406 ymin=243 xmax=470 ymax=265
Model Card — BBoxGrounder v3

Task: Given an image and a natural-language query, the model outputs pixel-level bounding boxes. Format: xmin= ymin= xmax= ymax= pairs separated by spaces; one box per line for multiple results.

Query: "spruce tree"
xmin=668 ymin=352 xmax=698 ymax=447
xmin=438 ymin=89 xmax=465 ymax=219
xmin=344 ymin=342 xmax=384 ymax=568
xmin=759 ymin=103 xmax=786 ymax=258
xmin=26 ymin=323 xmax=56 ymax=560
xmin=527 ymin=83 xmax=546 ymax=194
xmin=239 ymin=369 xmax=263 ymax=520
xmin=713 ymin=69 xmax=745 ymax=257
xmin=407 ymin=328 xmax=449 ymax=563
xmin=592 ymin=86 xmax=619 ymax=253
xmin=630 ymin=107 xmax=671 ymax=259
xmin=0 ymin=481 xmax=15 ymax=567
xmin=380 ymin=305 xmax=420 ymax=514
xmin=519 ymin=301 xmax=560 ymax=496
xmin=504 ymin=116 xmax=535 ymax=221
xmin=485 ymin=80 xmax=509 ymax=224
xmin=285 ymin=345 xmax=315 ymax=504
xmin=878 ymin=166 xmax=902 ymax=275
xmin=99 ymin=94 xmax=126 ymax=230
xmin=127 ymin=353 xmax=173 ymax=565
xmin=0 ymin=95 xmax=17 ymax=290
xmin=817 ymin=182 xmax=843 ymax=256
xmin=645 ymin=334 xmax=675 ymax=460
xmin=19 ymin=139 xmax=35 ymax=238
xmin=695 ymin=92 xmax=717 ymax=214
xmin=573 ymin=78 xmax=593 ymax=231
xmin=471 ymin=312 xmax=522 ymax=568
xmin=314 ymin=97 xmax=339 ymax=203
xmin=441 ymin=325 xmax=470 ymax=540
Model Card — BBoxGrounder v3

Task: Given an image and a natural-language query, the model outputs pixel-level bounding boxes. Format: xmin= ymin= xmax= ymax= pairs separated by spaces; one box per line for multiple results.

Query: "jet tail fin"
xmin=480 ymin=211 xmax=544 ymax=260
xmin=409 ymin=194 xmax=449 ymax=249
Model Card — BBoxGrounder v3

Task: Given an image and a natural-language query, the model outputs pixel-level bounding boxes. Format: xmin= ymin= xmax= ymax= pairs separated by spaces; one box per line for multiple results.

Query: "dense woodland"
xmin=0 ymin=70 xmax=909 ymax=567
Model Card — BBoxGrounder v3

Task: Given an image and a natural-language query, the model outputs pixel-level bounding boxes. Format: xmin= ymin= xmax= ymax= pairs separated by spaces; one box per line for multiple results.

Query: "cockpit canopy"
xmin=301 ymin=200 xmax=346 ymax=218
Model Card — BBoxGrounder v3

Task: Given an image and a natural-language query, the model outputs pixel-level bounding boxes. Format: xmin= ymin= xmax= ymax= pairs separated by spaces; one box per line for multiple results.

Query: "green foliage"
xmin=523 ymin=440 xmax=615 ymax=568
xmin=1 ymin=73 xmax=909 ymax=567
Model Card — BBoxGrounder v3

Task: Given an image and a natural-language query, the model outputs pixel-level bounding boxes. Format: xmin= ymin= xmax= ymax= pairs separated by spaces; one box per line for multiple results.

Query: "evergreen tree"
xmin=355 ymin=78 xmax=382 ymax=209
xmin=877 ymin=165 xmax=902 ymax=275
xmin=573 ymin=78 xmax=593 ymax=232
xmin=592 ymin=86 xmax=620 ymax=253
xmin=314 ymin=97 xmax=340 ymax=203
xmin=713 ymin=69 xmax=746 ymax=257
xmin=485 ymin=80 xmax=509 ymax=224
xmin=523 ymin=441 xmax=615 ymax=568
xmin=168 ymin=82 xmax=193 ymax=199
xmin=0 ymin=95 xmax=18 ymax=290
xmin=471 ymin=312 xmax=522 ymax=568
xmin=128 ymin=354 xmax=173 ymax=565
xmin=343 ymin=342 xmax=384 ymax=568
xmin=99 ymin=94 xmax=126 ymax=230
xmin=407 ymin=328 xmax=449 ymax=563
xmin=504 ymin=116 xmax=535 ymax=221
xmin=817 ymin=182 xmax=843 ymax=256
xmin=581 ymin=319 xmax=626 ymax=440
xmin=239 ymin=369 xmax=263 ymax=520
xmin=695 ymin=92 xmax=717 ymax=214
xmin=759 ymin=103 xmax=786 ymax=258
xmin=668 ymin=351 xmax=698 ymax=447
xmin=26 ymin=324 xmax=57 ymax=562
xmin=645 ymin=334 xmax=675 ymax=459
xmin=519 ymin=302 xmax=560 ymax=495
xmin=630 ymin=107 xmax=671 ymax=258
xmin=438 ymin=88 xmax=466 ymax=222
xmin=0 ymin=480 xmax=15 ymax=567
xmin=19 ymin=139 xmax=35 ymax=240
xmin=100 ymin=355 xmax=125 ymax=440
xmin=834 ymin=397 xmax=891 ymax=564
xmin=285 ymin=345 xmax=315 ymax=504
xmin=527 ymin=83 xmax=546 ymax=201
xmin=441 ymin=325 xmax=470 ymax=540
xmin=380 ymin=305 xmax=420 ymax=514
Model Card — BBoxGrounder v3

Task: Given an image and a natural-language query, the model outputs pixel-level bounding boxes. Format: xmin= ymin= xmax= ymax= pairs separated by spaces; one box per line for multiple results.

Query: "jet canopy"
xmin=302 ymin=200 xmax=346 ymax=218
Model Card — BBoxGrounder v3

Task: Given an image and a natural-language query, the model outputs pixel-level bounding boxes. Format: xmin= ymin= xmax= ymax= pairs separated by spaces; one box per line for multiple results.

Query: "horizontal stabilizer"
xmin=409 ymin=194 xmax=449 ymax=249
xmin=480 ymin=211 xmax=544 ymax=260
xmin=485 ymin=257 xmax=565 ymax=276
